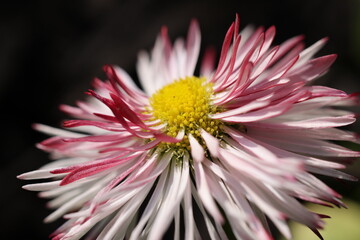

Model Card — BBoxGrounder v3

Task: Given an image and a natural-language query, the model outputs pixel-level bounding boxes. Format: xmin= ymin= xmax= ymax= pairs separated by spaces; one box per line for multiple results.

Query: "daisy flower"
xmin=19 ymin=15 xmax=359 ymax=240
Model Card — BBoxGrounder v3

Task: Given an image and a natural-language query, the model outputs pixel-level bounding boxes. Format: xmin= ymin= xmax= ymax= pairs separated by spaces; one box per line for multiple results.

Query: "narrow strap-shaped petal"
xmin=201 ymin=129 xmax=220 ymax=157
xmin=129 ymin=168 xmax=170 ymax=240
xmin=212 ymin=99 xmax=269 ymax=119
xmin=288 ymin=54 xmax=337 ymax=82
xmin=56 ymin=153 xmax=145 ymax=185
xmin=148 ymin=159 xmax=189 ymax=240
xmin=200 ymin=47 xmax=216 ymax=77
xmin=185 ymin=19 xmax=201 ymax=76
xmin=96 ymin=183 xmax=153 ymax=240
xmin=193 ymin=160 xmax=224 ymax=224
xmin=218 ymin=90 xmax=310 ymax=122
xmin=224 ymin=126 xmax=278 ymax=163
xmin=212 ymin=22 xmax=235 ymax=82
xmin=189 ymin=133 xmax=205 ymax=162
xmin=183 ymin=180 xmax=195 ymax=240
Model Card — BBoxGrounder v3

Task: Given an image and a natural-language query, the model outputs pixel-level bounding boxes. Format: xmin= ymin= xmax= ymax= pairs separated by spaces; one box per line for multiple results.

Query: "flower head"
xmin=19 ymin=15 xmax=359 ymax=240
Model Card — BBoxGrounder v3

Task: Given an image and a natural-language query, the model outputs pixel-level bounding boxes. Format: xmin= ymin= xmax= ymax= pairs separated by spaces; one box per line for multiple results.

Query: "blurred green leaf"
xmin=279 ymin=199 xmax=360 ymax=240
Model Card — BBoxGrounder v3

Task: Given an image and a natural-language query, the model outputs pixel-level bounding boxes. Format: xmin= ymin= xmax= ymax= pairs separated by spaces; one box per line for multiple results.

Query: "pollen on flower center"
xmin=149 ymin=76 xmax=222 ymax=150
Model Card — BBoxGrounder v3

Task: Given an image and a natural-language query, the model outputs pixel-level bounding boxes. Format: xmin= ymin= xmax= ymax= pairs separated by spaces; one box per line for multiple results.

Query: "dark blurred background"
xmin=1 ymin=0 xmax=360 ymax=239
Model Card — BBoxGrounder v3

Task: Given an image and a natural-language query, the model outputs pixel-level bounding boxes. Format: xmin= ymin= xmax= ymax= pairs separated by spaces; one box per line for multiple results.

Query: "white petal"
xmin=185 ymin=20 xmax=201 ymax=76
xmin=148 ymin=158 xmax=189 ymax=240
xmin=97 ymin=183 xmax=152 ymax=240
xmin=183 ymin=180 xmax=195 ymax=240
xmin=136 ymin=51 xmax=154 ymax=95
xmin=33 ymin=123 xmax=85 ymax=137
xmin=200 ymin=129 xmax=220 ymax=157
xmin=129 ymin=169 xmax=168 ymax=240
xmin=193 ymin=160 xmax=224 ymax=223
xmin=17 ymin=169 xmax=58 ymax=180
xmin=22 ymin=181 xmax=61 ymax=191
xmin=189 ymin=133 xmax=205 ymax=162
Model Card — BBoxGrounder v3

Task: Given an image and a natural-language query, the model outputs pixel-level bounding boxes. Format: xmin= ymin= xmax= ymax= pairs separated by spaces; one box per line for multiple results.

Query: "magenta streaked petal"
xmin=99 ymin=139 xmax=160 ymax=153
xmin=250 ymin=45 xmax=278 ymax=80
xmin=63 ymin=119 xmax=123 ymax=131
xmin=247 ymin=114 xmax=356 ymax=129
xmin=309 ymin=85 xmax=348 ymax=97
xmin=288 ymin=54 xmax=337 ymax=82
xmin=88 ymin=155 xmax=153 ymax=212
xmin=251 ymin=132 xmax=360 ymax=157
xmin=212 ymin=99 xmax=270 ymax=118
xmin=63 ymin=134 xmax=129 ymax=143
xmin=213 ymin=61 xmax=254 ymax=105
xmin=96 ymin=151 xmax=173 ymax=204
xmin=103 ymin=65 xmax=147 ymax=104
xmin=51 ymin=152 xmax=143 ymax=176
xmin=293 ymin=37 xmax=329 ymax=68
xmin=59 ymin=104 xmax=88 ymax=119
xmin=44 ymin=174 xmax=117 ymax=223
xmin=109 ymin=93 xmax=149 ymax=129
xmin=257 ymin=25 xmax=276 ymax=60
xmin=212 ymin=22 xmax=235 ymax=82
xmin=219 ymin=90 xmax=310 ymax=122
xmin=214 ymin=35 xmax=242 ymax=92
xmin=59 ymin=162 xmax=122 ymax=186
xmin=113 ymin=66 xmax=148 ymax=102
xmin=93 ymin=112 xmax=119 ymax=122
xmin=266 ymin=54 xmax=300 ymax=81
xmin=305 ymin=166 xmax=358 ymax=181
xmin=234 ymin=26 xmax=265 ymax=69
xmin=247 ymin=124 xmax=360 ymax=143
xmin=269 ymin=35 xmax=304 ymax=66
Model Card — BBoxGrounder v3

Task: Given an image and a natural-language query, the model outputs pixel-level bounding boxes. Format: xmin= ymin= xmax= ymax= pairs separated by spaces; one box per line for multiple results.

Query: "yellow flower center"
xmin=149 ymin=76 xmax=222 ymax=151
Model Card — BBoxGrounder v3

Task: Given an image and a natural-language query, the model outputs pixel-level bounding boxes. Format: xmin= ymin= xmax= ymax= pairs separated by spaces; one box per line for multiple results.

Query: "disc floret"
xmin=150 ymin=76 xmax=222 ymax=151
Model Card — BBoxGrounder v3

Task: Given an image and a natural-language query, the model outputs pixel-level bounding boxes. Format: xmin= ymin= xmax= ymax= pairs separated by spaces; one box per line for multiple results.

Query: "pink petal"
xmin=219 ymin=90 xmax=309 ymax=122
xmin=212 ymin=22 xmax=235 ymax=82
xmin=269 ymin=35 xmax=304 ymax=66
xmin=212 ymin=99 xmax=269 ymax=118
xmin=257 ymin=25 xmax=276 ymax=60
xmin=288 ymin=54 xmax=337 ymax=82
